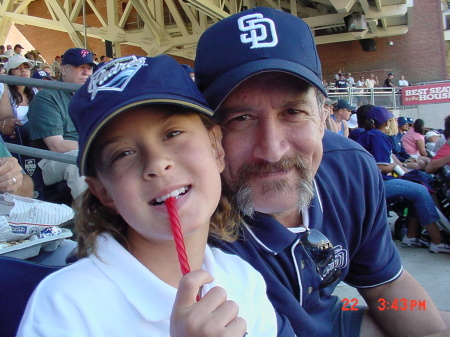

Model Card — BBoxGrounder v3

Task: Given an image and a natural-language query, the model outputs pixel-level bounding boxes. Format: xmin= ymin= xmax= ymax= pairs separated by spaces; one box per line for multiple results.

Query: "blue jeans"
xmin=384 ymin=178 xmax=440 ymax=227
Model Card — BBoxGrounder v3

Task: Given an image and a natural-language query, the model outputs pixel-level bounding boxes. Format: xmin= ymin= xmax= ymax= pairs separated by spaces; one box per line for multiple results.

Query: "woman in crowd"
xmin=0 ymin=54 xmax=37 ymax=145
xmin=357 ymin=106 xmax=450 ymax=254
xmin=401 ymin=118 xmax=431 ymax=165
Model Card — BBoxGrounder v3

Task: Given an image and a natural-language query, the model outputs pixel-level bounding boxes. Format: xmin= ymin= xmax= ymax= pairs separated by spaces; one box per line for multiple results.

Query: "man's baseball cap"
xmin=397 ymin=117 xmax=408 ymax=126
xmin=335 ymin=99 xmax=356 ymax=111
xmin=69 ymin=55 xmax=214 ymax=176
xmin=5 ymin=54 xmax=32 ymax=72
xmin=61 ymin=48 xmax=95 ymax=67
xmin=195 ymin=7 xmax=326 ymax=110
xmin=32 ymin=70 xmax=53 ymax=80
xmin=325 ymin=99 xmax=337 ymax=106
xmin=367 ymin=106 xmax=394 ymax=125
xmin=14 ymin=44 xmax=24 ymax=49
xmin=388 ymin=72 xmax=394 ymax=76
xmin=425 ymin=131 xmax=440 ymax=139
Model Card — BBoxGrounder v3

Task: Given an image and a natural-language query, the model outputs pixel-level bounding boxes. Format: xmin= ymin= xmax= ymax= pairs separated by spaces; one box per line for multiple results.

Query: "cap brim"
xmin=79 ymin=96 xmax=213 ymax=175
xmin=202 ymin=58 xmax=327 ymax=111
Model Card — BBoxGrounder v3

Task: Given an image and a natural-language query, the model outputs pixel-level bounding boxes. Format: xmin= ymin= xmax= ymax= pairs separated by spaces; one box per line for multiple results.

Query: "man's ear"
xmin=85 ymin=177 xmax=118 ymax=213
xmin=209 ymin=125 xmax=225 ymax=173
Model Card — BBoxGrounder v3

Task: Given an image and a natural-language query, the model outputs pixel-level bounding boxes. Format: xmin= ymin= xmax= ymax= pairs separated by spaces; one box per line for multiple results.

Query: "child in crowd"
xmin=17 ymin=55 xmax=279 ymax=336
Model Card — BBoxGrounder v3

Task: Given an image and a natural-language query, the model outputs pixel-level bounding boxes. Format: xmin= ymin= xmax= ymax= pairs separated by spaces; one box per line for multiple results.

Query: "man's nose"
xmin=253 ymin=118 xmax=290 ymax=163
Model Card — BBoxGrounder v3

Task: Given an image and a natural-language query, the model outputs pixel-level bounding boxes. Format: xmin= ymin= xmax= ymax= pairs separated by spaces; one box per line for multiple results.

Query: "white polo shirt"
xmin=17 ymin=233 xmax=277 ymax=336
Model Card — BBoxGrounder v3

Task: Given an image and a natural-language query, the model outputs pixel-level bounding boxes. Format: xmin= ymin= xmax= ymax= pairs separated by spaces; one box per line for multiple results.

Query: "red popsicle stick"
xmin=166 ymin=197 xmax=201 ymax=301
xmin=166 ymin=196 xmax=191 ymax=275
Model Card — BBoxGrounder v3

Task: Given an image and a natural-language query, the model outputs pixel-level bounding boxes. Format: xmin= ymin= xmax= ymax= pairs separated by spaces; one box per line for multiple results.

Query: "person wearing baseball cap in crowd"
xmin=17 ymin=54 xmax=281 ymax=337
xmin=323 ymin=98 xmax=337 ymax=132
xmin=13 ymin=44 xmax=24 ymax=56
xmin=31 ymin=69 xmax=54 ymax=91
xmin=388 ymin=116 xmax=427 ymax=170
xmin=0 ymin=54 xmax=36 ymax=147
xmin=26 ymin=48 xmax=96 ymax=199
xmin=195 ymin=7 xmax=450 ymax=337
xmin=331 ymin=99 xmax=355 ymax=137
xmin=425 ymin=130 xmax=440 ymax=156
xmin=357 ymin=106 xmax=450 ymax=254
xmin=383 ymin=72 xmax=396 ymax=91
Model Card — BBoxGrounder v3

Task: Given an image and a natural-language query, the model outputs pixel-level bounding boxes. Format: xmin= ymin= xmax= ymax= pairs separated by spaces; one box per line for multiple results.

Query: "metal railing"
xmin=326 ymin=87 xmax=403 ymax=110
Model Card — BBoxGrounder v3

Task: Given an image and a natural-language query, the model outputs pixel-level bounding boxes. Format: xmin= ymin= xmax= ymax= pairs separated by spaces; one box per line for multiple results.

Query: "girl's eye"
xmin=163 ymin=130 xmax=182 ymax=140
xmin=112 ymin=149 xmax=135 ymax=162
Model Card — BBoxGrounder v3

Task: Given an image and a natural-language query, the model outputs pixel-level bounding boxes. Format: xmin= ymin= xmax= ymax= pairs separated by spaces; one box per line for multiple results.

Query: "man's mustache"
xmin=233 ymin=155 xmax=310 ymax=185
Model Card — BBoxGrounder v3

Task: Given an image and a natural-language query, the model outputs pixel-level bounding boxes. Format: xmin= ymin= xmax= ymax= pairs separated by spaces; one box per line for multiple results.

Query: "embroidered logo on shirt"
xmin=88 ymin=56 xmax=147 ymax=100
xmin=238 ymin=13 xmax=278 ymax=49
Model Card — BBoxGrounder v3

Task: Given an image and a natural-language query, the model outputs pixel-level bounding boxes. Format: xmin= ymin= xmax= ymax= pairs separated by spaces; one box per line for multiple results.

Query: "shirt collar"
xmin=90 ymin=233 xmax=216 ymax=322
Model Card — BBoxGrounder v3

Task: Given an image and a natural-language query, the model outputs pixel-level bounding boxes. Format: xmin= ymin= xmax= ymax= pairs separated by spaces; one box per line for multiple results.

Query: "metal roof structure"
xmin=0 ymin=0 xmax=413 ymax=60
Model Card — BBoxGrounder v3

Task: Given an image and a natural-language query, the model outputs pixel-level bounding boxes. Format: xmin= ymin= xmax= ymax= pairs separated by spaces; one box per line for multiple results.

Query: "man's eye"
xmin=163 ymin=130 xmax=182 ymax=140
xmin=226 ymin=114 xmax=253 ymax=123
xmin=286 ymin=109 xmax=302 ymax=115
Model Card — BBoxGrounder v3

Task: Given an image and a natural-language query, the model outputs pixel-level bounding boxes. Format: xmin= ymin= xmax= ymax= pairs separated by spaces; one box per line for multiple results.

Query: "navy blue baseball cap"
xmin=61 ymin=48 xmax=95 ymax=67
xmin=69 ymin=55 xmax=214 ymax=176
xmin=195 ymin=7 xmax=326 ymax=110
xmin=32 ymin=70 xmax=53 ymax=80
xmin=335 ymin=99 xmax=356 ymax=111
xmin=397 ymin=116 xmax=408 ymax=126
xmin=367 ymin=106 xmax=394 ymax=125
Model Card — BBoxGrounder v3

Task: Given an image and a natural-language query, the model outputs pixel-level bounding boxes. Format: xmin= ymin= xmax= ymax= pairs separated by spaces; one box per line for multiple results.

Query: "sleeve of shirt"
xmin=27 ymin=91 xmax=65 ymax=140
xmin=344 ymin=148 xmax=403 ymax=287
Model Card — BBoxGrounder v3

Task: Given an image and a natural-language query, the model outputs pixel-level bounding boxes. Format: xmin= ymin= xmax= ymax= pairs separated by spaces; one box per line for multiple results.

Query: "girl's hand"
xmin=171 ymin=269 xmax=247 ymax=337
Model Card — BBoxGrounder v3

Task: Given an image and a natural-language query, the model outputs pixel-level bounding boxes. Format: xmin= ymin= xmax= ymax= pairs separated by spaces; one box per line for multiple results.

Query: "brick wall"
xmin=318 ymin=0 xmax=447 ymax=86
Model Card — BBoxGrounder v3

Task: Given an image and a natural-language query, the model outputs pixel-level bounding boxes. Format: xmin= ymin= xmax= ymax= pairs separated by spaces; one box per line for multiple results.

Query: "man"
xmin=365 ymin=73 xmax=379 ymax=90
xmin=324 ymin=99 xmax=337 ymax=132
xmin=27 ymin=48 xmax=95 ymax=199
xmin=345 ymin=72 xmax=354 ymax=87
xmin=398 ymin=75 xmax=409 ymax=87
xmin=331 ymin=99 xmax=355 ymax=137
xmin=97 ymin=55 xmax=109 ymax=67
xmin=384 ymin=72 xmax=396 ymax=90
xmin=4 ymin=45 xmax=14 ymax=58
xmin=334 ymin=73 xmax=348 ymax=92
xmin=13 ymin=44 xmax=24 ymax=56
xmin=0 ymin=138 xmax=34 ymax=197
xmin=195 ymin=7 xmax=449 ymax=337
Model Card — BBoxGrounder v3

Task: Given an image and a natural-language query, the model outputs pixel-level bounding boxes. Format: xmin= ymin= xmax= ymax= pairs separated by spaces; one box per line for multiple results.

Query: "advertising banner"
xmin=401 ymin=83 xmax=450 ymax=105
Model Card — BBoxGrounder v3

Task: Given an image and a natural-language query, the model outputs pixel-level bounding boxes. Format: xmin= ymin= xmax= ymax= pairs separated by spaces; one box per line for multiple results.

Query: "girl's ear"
xmin=85 ymin=177 xmax=118 ymax=214
xmin=209 ymin=125 xmax=225 ymax=173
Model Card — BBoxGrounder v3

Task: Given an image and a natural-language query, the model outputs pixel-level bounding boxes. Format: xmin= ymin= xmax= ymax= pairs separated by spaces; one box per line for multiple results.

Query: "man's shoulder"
xmin=323 ymin=130 xmax=369 ymax=154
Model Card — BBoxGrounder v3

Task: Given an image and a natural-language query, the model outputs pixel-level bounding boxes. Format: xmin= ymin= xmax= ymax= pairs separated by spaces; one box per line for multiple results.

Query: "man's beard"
xmin=228 ymin=155 xmax=315 ymax=218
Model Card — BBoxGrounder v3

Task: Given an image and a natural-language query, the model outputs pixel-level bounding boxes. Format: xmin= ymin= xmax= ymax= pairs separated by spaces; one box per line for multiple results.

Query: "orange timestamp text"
xmin=341 ymin=298 xmax=427 ymax=311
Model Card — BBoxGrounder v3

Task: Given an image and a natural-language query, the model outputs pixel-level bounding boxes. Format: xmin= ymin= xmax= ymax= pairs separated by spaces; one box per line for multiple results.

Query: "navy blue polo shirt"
xmin=357 ymin=129 xmax=394 ymax=180
xmin=389 ymin=132 xmax=411 ymax=162
xmin=211 ymin=131 xmax=402 ymax=337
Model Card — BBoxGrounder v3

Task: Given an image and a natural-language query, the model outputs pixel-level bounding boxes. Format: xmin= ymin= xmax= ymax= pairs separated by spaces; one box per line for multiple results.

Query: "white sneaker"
xmin=429 ymin=242 xmax=450 ymax=254
xmin=402 ymin=235 xmax=430 ymax=248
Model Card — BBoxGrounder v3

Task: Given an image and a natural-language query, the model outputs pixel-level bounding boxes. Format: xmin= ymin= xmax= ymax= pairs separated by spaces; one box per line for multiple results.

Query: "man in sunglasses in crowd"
xmin=195 ymin=7 xmax=449 ymax=337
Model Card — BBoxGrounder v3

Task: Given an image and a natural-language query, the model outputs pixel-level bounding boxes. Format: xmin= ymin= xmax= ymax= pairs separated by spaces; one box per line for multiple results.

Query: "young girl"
xmin=17 ymin=55 xmax=280 ymax=336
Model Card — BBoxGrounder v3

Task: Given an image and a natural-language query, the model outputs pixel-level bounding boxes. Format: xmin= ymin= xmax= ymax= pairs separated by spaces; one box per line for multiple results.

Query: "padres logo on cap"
xmin=87 ymin=56 xmax=147 ymax=100
xmin=238 ymin=13 xmax=278 ymax=49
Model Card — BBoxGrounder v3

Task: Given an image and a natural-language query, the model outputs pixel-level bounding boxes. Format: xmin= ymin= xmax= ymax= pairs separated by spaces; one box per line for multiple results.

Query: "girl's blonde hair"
xmin=386 ymin=117 xmax=398 ymax=136
xmin=73 ymin=110 xmax=241 ymax=258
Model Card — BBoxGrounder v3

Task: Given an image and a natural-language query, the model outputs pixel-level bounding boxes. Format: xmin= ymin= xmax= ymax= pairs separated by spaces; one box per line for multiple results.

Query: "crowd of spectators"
xmin=0 ymin=43 xmax=111 ymax=201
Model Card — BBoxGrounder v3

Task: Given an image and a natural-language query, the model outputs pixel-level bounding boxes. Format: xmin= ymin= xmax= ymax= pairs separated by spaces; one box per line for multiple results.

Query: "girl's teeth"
xmin=155 ymin=187 xmax=188 ymax=204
